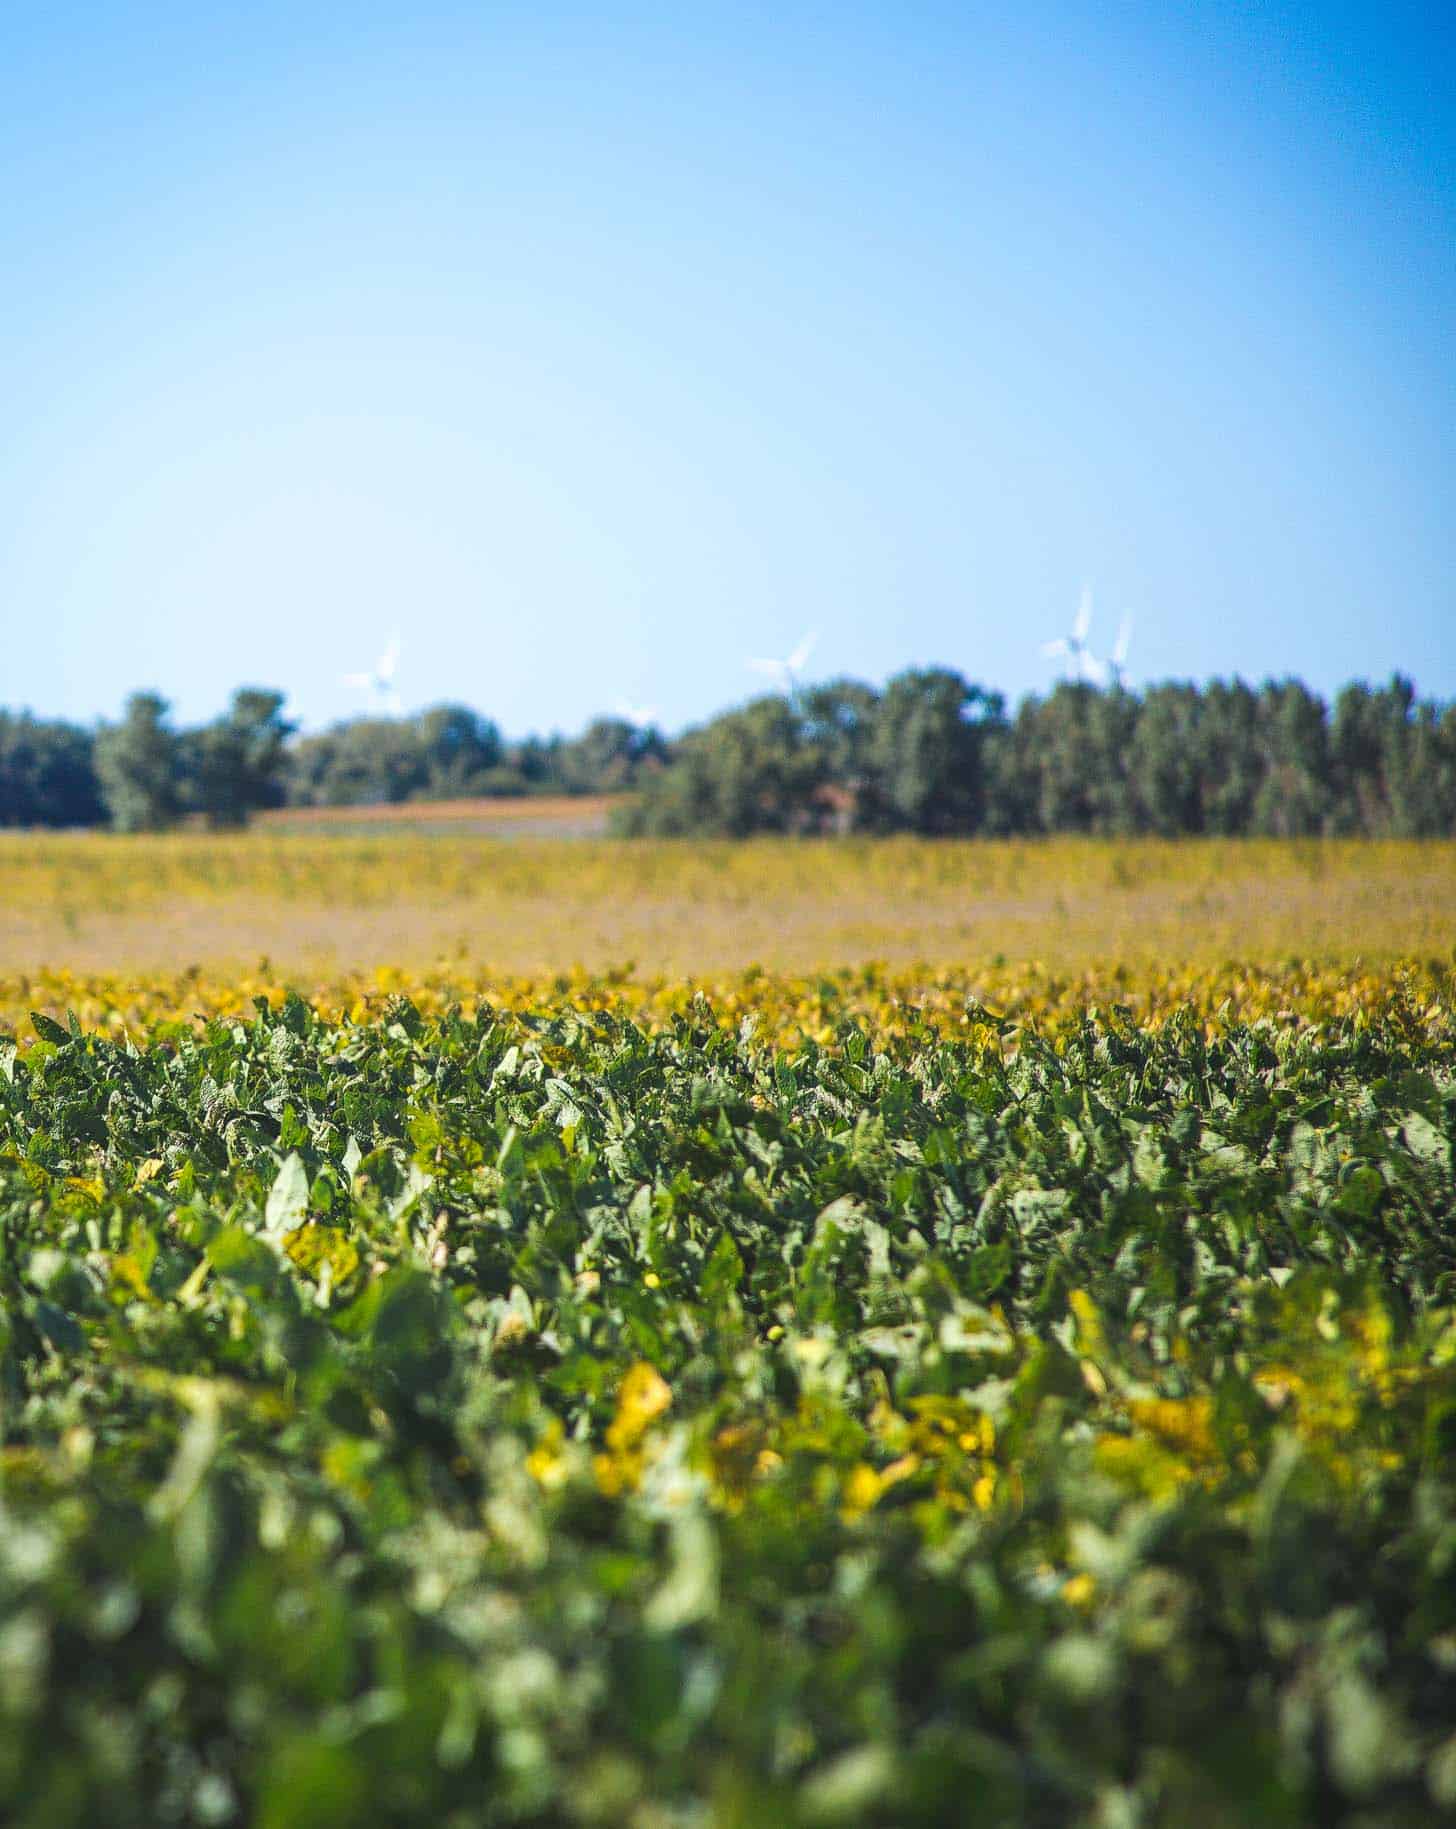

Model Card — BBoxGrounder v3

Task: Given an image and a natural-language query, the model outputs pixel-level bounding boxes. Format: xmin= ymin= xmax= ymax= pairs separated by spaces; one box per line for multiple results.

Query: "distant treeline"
xmin=625 ymin=672 xmax=1456 ymax=838
xmin=0 ymin=693 xmax=666 ymax=832
xmin=2 ymin=671 xmax=1454 ymax=837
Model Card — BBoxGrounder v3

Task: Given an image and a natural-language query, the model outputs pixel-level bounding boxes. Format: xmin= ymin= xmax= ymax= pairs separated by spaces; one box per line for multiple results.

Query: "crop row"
xmin=6 ymin=955 xmax=1454 ymax=1050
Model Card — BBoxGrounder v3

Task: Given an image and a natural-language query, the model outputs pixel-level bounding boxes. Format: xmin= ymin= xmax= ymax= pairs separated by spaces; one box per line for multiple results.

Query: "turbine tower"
xmin=1105 ymin=614 xmax=1134 ymax=688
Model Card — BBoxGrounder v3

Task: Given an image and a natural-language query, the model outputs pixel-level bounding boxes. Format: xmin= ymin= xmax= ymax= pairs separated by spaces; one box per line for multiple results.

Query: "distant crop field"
xmin=1 ymin=833 xmax=1452 ymax=990
xmin=255 ymin=793 xmax=614 ymax=836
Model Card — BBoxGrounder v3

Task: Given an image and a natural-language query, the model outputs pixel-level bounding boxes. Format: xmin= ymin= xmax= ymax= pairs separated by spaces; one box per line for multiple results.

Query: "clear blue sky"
xmin=3 ymin=1 xmax=1453 ymax=734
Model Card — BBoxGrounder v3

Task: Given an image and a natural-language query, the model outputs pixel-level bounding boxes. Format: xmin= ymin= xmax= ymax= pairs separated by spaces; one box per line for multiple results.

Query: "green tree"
xmin=1002 ymin=684 xmax=1137 ymax=835
xmin=861 ymin=669 xmax=1002 ymax=834
xmin=790 ymin=680 xmax=881 ymax=830
xmin=417 ymin=705 xmax=505 ymax=796
xmin=1127 ymin=683 xmax=1207 ymax=835
xmin=557 ymin=717 xmax=667 ymax=795
xmin=0 ymin=714 xmax=104 ymax=828
xmin=620 ymin=696 xmax=822 ymax=836
xmin=1395 ymin=702 xmax=1456 ymax=835
xmin=95 ymin=692 xmax=182 ymax=832
xmin=185 ymin=688 xmax=294 ymax=827
xmin=1252 ymin=679 xmax=1330 ymax=836
xmin=508 ymin=732 xmax=566 ymax=792
xmin=1324 ymin=675 xmax=1456 ymax=836
xmin=288 ymin=718 xmax=428 ymax=806
xmin=1194 ymin=679 xmax=1265 ymax=834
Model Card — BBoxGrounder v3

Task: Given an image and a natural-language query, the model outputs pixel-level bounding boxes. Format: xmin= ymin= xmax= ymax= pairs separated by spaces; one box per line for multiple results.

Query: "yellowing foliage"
xmin=594 ymin=1362 xmax=674 ymax=1495
xmin=5 ymin=955 xmax=1452 ymax=1052
xmin=2 ymin=830 xmax=1453 ymax=981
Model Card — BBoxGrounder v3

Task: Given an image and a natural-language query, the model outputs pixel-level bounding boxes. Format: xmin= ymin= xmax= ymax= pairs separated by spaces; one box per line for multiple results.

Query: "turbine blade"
xmin=1042 ymin=639 xmax=1070 ymax=659
xmin=1113 ymin=614 xmax=1133 ymax=665
xmin=1073 ymin=587 xmax=1092 ymax=644
xmin=377 ymin=637 xmax=402 ymax=681
xmin=788 ymin=630 xmax=818 ymax=673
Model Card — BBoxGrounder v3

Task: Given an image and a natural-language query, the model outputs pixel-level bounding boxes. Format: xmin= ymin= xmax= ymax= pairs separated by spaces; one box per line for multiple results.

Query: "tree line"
xmin=622 ymin=671 xmax=1456 ymax=837
xmin=0 ymin=691 xmax=666 ymax=831
xmin=2 ymin=671 xmax=1454 ymax=836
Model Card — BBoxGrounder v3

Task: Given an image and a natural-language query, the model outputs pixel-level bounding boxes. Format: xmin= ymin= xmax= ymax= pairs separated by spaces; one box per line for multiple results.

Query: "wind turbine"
xmin=1105 ymin=614 xmax=1134 ymax=688
xmin=342 ymin=635 xmax=403 ymax=715
xmin=748 ymin=629 xmax=818 ymax=697
xmin=616 ymin=700 xmax=661 ymax=731
xmin=1041 ymin=589 xmax=1107 ymax=686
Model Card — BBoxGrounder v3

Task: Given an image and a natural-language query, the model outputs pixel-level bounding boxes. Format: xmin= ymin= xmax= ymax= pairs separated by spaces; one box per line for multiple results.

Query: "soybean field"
xmin=0 ymin=839 xmax=1453 ymax=1824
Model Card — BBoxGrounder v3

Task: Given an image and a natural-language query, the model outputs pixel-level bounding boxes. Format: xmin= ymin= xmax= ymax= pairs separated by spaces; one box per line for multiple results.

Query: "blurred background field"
xmin=254 ymin=794 xmax=613 ymax=836
xmin=3 ymin=833 xmax=1452 ymax=984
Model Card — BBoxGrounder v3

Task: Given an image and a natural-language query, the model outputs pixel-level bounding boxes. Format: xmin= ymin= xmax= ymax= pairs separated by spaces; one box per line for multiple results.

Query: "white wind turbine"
xmin=748 ymin=629 xmax=818 ymax=697
xmin=342 ymin=635 xmax=403 ymax=715
xmin=616 ymin=700 xmax=661 ymax=731
xmin=1041 ymin=589 xmax=1107 ymax=686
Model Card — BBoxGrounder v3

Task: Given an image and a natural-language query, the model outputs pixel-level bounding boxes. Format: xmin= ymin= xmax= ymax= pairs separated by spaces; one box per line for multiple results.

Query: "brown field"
xmin=1 ymin=833 xmax=1452 ymax=982
xmin=255 ymin=794 xmax=613 ymax=836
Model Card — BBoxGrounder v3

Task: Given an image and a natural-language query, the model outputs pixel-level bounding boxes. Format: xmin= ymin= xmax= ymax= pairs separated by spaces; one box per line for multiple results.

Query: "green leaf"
xmin=264 ymin=1152 xmax=310 ymax=1235
xmin=644 ymin=1510 xmax=718 ymax=1632
xmin=258 ymin=1740 xmax=367 ymax=1829
xmin=799 ymin=1746 xmax=896 ymax=1823
xmin=700 ymin=1230 xmax=744 ymax=1308
xmin=1401 ymin=1111 xmax=1450 ymax=1167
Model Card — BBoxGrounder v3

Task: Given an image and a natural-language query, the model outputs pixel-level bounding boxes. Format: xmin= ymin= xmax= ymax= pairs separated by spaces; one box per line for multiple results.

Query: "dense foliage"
xmin=9 ymin=955 xmax=1454 ymax=1053
xmin=623 ymin=673 xmax=1456 ymax=838
xmin=0 ymin=701 xmax=667 ymax=832
xmin=5 ymin=672 xmax=1455 ymax=836
xmin=0 ymin=712 xmax=106 ymax=829
xmin=286 ymin=710 xmax=669 ymax=809
xmin=1 ymin=971 xmax=1453 ymax=1824
xmin=93 ymin=692 xmax=296 ymax=833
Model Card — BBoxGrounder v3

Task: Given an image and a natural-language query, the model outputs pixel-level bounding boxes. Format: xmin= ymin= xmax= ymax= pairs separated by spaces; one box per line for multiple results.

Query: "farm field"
xmin=254 ymin=794 xmax=615 ymax=838
xmin=2 ymin=832 xmax=1454 ymax=994
xmin=1 ymin=837 xmax=1454 ymax=1824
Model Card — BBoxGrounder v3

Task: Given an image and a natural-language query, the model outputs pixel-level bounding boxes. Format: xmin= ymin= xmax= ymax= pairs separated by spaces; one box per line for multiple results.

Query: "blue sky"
xmin=3 ymin=2 xmax=1453 ymax=734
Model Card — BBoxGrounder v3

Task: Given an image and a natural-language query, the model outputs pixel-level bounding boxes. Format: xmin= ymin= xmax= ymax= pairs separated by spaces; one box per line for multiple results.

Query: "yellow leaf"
xmin=605 ymin=1363 xmax=673 ymax=1452
xmin=1126 ymin=1396 xmax=1216 ymax=1461
xmin=110 ymin=1255 xmax=153 ymax=1302
xmin=842 ymin=1463 xmax=882 ymax=1517
xmin=282 ymin=1223 xmax=360 ymax=1287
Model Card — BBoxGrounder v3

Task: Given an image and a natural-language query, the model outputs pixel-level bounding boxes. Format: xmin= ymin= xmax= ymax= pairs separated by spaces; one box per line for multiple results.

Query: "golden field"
xmin=1 ymin=831 xmax=1452 ymax=1041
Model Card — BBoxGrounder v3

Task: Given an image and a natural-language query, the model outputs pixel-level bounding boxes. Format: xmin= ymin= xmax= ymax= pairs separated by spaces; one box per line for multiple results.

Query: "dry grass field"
xmin=254 ymin=794 xmax=614 ymax=836
xmin=1 ymin=832 xmax=1452 ymax=988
